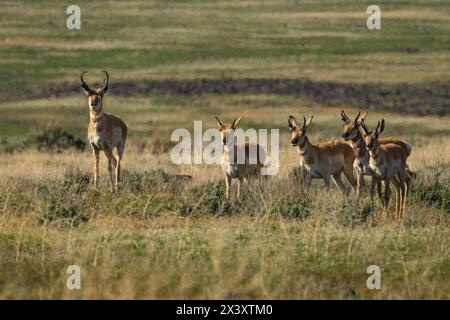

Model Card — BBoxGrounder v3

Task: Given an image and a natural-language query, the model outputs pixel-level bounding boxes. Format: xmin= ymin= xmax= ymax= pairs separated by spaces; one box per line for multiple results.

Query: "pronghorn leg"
xmin=305 ymin=172 xmax=312 ymax=191
xmin=103 ymin=149 xmax=115 ymax=192
xmin=391 ymin=176 xmax=402 ymax=220
xmin=91 ymin=144 xmax=100 ymax=187
xmin=323 ymin=175 xmax=331 ymax=191
xmin=403 ymin=179 xmax=408 ymax=218
xmin=384 ymin=179 xmax=391 ymax=210
xmin=224 ymin=174 xmax=232 ymax=199
xmin=405 ymin=169 xmax=412 ymax=198
xmin=356 ymin=170 xmax=364 ymax=199
xmin=110 ymin=154 xmax=117 ymax=169
xmin=237 ymin=177 xmax=244 ymax=199
xmin=300 ymin=170 xmax=312 ymax=191
xmin=343 ymin=166 xmax=357 ymax=192
xmin=377 ymin=180 xmax=384 ymax=206
xmin=115 ymin=143 xmax=125 ymax=189
xmin=397 ymin=172 xmax=407 ymax=219
xmin=332 ymin=173 xmax=347 ymax=198
xmin=369 ymin=176 xmax=375 ymax=200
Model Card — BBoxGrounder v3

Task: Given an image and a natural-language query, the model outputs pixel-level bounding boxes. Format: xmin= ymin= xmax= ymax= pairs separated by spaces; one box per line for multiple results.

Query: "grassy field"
xmin=1 ymin=0 xmax=449 ymax=91
xmin=0 ymin=0 xmax=449 ymax=299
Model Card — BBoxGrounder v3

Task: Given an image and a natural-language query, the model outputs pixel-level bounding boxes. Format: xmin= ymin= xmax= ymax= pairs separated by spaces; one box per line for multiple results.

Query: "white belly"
xmin=223 ymin=163 xmax=240 ymax=179
xmin=371 ymin=164 xmax=386 ymax=179
xmin=354 ymin=156 xmax=371 ymax=175
xmin=89 ymin=131 xmax=106 ymax=150
xmin=302 ymin=162 xmax=322 ymax=178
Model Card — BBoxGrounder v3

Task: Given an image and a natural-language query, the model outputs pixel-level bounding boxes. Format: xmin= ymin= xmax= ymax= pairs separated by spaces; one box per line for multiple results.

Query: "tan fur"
xmin=362 ymin=119 xmax=408 ymax=220
xmin=341 ymin=110 xmax=413 ymax=201
xmin=216 ymin=116 xmax=266 ymax=199
xmin=82 ymin=72 xmax=127 ymax=192
xmin=289 ymin=115 xmax=356 ymax=196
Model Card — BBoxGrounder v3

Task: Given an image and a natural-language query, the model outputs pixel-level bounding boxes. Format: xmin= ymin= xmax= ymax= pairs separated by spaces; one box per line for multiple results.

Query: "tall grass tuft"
xmin=410 ymin=163 xmax=450 ymax=213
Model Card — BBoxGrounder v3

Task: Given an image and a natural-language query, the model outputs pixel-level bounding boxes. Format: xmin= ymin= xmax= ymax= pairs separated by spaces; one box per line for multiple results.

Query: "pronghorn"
xmin=288 ymin=115 xmax=356 ymax=196
xmin=81 ymin=71 xmax=127 ymax=192
xmin=340 ymin=110 xmax=413 ymax=201
xmin=215 ymin=116 xmax=266 ymax=199
xmin=361 ymin=119 xmax=408 ymax=220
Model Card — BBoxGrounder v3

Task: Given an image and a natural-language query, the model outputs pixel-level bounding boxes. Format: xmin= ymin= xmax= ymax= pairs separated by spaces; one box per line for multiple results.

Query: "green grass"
xmin=1 ymin=95 xmax=450 ymax=142
xmin=0 ymin=0 xmax=449 ymax=93
xmin=0 ymin=0 xmax=449 ymax=299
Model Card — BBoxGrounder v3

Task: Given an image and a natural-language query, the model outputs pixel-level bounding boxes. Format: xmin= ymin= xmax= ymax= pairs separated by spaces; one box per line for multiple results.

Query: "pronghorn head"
xmin=80 ymin=71 xmax=109 ymax=113
xmin=361 ymin=118 xmax=385 ymax=152
xmin=288 ymin=115 xmax=313 ymax=146
xmin=340 ymin=110 xmax=366 ymax=141
xmin=215 ymin=116 xmax=242 ymax=145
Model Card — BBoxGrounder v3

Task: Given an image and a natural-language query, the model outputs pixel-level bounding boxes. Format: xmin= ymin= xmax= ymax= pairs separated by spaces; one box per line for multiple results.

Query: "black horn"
xmin=100 ymin=70 xmax=109 ymax=94
xmin=360 ymin=118 xmax=370 ymax=135
xmin=80 ymin=71 xmax=94 ymax=94
xmin=374 ymin=120 xmax=381 ymax=135
xmin=341 ymin=110 xmax=350 ymax=122
xmin=354 ymin=111 xmax=361 ymax=126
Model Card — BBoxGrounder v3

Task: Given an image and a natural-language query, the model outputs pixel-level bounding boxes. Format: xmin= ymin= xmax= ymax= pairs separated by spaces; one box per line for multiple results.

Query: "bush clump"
xmin=336 ymin=198 xmax=374 ymax=227
xmin=25 ymin=127 xmax=86 ymax=152
xmin=271 ymin=191 xmax=312 ymax=219
xmin=410 ymin=163 xmax=450 ymax=213
xmin=175 ymin=181 xmax=231 ymax=216
xmin=123 ymin=169 xmax=179 ymax=192
xmin=35 ymin=169 xmax=90 ymax=225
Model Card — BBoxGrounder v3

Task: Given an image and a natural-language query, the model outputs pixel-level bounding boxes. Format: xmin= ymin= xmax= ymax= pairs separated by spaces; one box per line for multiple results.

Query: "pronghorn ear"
xmin=231 ymin=116 xmax=242 ymax=129
xmin=288 ymin=116 xmax=298 ymax=129
xmin=378 ymin=119 xmax=385 ymax=134
xmin=374 ymin=120 xmax=383 ymax=136
xmin=305 ymin=115 xmax=313 ymax=129
xmin=340 ymin=110 xmax=350 ymax=122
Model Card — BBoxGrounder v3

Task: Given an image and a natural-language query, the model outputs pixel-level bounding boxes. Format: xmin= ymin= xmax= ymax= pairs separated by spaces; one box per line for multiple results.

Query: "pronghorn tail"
xmin=401 ymin=140 xmax=412 ymax=157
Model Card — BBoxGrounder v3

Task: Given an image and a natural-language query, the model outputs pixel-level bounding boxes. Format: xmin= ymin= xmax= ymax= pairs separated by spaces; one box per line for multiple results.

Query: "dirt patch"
xmin=3 ymin=78 xmax=449 ymax=116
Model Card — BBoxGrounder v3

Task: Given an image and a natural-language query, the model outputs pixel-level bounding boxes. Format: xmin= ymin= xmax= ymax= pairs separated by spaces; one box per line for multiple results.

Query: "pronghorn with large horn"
xmin=215 ymin=116 xmax=266 ymax=199
xmin=81 ymin=71 xmax=127 ymax=192
xmin=288 ymin=114 xmax=356 ymax=196
xmin=340 ymin=110 xmax=413 ymax=201
xmin=360 ymin=119 xmax=408 ymax=220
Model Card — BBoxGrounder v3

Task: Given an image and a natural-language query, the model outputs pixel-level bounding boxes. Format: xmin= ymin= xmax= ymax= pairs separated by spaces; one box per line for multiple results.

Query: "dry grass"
xmin=0 ymin=106 xmax=448 ymax=299
xmin=0 ymin=0 xmax=449 ymax=300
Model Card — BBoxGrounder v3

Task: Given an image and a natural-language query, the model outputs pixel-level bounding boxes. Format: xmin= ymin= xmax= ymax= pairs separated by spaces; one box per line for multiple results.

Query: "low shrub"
xmin=410 ymin=163 xmax=450 ymax=213
xmin=174 ymin=181 xmax=231 ymax=216
xmin=123 ymin=169 xmax=189 ymax=193
xmin=271 ymin=191 xmax=312 ymax=219
xmin=25 ymin=127 xmax=86 ymax=152
xmin=35 ymin=169 xmax=90 ymax=225
xmin=336 ymin=198 xmax=374 ymax=227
